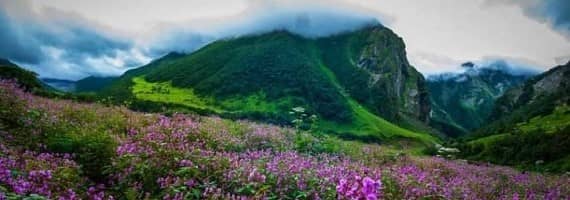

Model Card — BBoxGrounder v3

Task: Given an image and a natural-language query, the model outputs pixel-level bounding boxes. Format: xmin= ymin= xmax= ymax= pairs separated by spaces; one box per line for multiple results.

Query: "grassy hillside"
xmin=460 ymin=105 xmax=570 ymax=172
xmin=130 ymin=76 xmax=436 ymax=144
xmin=100 ymin=25 xmax=439 ymax=144
xmin=0 ymin=58 xmax=45 ymax=91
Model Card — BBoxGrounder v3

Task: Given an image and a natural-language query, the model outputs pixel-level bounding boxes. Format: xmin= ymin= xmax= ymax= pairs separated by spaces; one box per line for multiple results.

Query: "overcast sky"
xmin=0 ymin=0 xmax=569 ymax=80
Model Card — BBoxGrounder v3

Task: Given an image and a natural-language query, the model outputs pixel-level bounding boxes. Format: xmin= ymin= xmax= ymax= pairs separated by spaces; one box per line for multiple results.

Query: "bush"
xmin=46 ymin=130 xmax=117 ymax=182
xmin=74 ymin=133 xmax=117 ymax=182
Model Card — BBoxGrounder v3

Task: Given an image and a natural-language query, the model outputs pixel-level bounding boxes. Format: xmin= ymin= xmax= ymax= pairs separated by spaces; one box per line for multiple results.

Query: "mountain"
xmin=75 ymin=76 xmax=118 ymax=92
xmin=42 ymin=76 xmax=119 ymax=93
xmin=459 ymin=62 xmax=570 ymax=172
xmin=42 ymin=78 xmax=77 ymax=92
xmin=100 ymin=24 xmax=438 ymax=144
xmin=0 ymin=58 xmax=16 ymax=67
xmin=427 ymin=62 xmax=534 ymax=136
xmin=491 ymin=62 xmax=569 ymax=122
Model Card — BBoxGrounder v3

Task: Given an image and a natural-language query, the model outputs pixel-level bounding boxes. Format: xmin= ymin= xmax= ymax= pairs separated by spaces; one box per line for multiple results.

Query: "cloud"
xmin=0 ymin=11 xmax=46 ymax=64
xmin=219 ymin=1 xmax=381 ymax=38
xmin=1 ymin=0 xmax=382 ymax=79
xmin=427 ymin=58 xmax=539 ymax=81
xmin=477 ymin=59 xmax=540 ymax=76
xmin=488 ymin=0 xmax=570 ymax=39
xmin=0 ymin=0 xmax=149 ymax=79
xmin=1 ymin=0 xmax=568 ymax=79
xmin=140 ymin=0 xmax=382 ymax=56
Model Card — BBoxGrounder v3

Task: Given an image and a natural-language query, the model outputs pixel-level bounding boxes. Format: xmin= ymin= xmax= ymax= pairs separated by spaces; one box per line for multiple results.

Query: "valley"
xmin=0 ymin=3 xmax=568 ymax=198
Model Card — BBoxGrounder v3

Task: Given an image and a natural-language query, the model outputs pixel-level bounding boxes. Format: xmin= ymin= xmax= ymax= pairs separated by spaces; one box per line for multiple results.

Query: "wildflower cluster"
xmin=0 ymin=79 xmax=568 ymax=199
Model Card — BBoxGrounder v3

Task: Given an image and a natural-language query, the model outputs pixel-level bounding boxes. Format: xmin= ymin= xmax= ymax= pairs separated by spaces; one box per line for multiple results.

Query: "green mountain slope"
xmin=74 ymin=76 xmax=118 ymax=92
xmin=459 ymin=62 xmax=570 ymax=172
xmin=101 ymin=25 xmax=438 ymax=144
xmin=427 ymin=62 xmax=533 ymax=136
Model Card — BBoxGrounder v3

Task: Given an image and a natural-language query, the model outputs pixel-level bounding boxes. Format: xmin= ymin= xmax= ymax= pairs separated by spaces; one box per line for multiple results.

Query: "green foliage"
xmin=0 ymin=59 xmax=94 ymax=101
xmin=460 ymin=105 xmax=570 ymax=172
xmin=142 ymin=31 xmax=352 ymax=122
xmin=289 ymin=106 xmax=317 ymax=132
xmin=0 ymin=84 xmax=130 ymax=182
xmin=46 ymin=131 xmax=117 ymax=181
xmin=294 ymin=133 xmax=344 ymax=154
xmin=74 ymin=133 xmax=117 ymax=181
xmin=5 ymin=80 xmax=568 ymax=198
xmin=0 ymin=65 xmax=44 ymax=92
xmin=42 ymin=112 xmax=120 ymax=181
xmin=131 ymin=77 xmax=213 ymax=111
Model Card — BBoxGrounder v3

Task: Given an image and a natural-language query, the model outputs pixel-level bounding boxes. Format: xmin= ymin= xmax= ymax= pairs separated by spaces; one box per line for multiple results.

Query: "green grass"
xmin=132 ymin=77 xmax=296 ymax=116
xmin=132 ymin=77 xmax=220 ymax=112
xmin=131 ymin=76 xmax=438 ymax=145
xmin=468 ymin=105 xmax=569 ymax=145
xmin=218 ymin=92 xmax=293 ymax=114
xmin=319 ymin=99 xmax=437 ymax=145
xmin=517 ymin=105 xmax=570 ymax=133
xmin=313 ymin=54 xmax=436 ymax=144
xmin=462 ymin=105 xmax=570 ymax=172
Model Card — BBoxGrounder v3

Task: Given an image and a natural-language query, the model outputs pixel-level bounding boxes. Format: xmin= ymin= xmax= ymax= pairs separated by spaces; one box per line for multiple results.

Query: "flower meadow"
xmin=0 ymin=79 xmax=569 ymax=200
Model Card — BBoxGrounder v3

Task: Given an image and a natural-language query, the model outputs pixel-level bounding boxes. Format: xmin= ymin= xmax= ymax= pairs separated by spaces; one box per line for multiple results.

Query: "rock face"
xmin=317 ymin=25 xmax=431 ymax=127
xmin=427 ymin=62 xmax=534 ymax=136
xmin=355 ymin=27 xmax=430 ymax=122
xmin=492 ymin=61 xmax=570 ymax=120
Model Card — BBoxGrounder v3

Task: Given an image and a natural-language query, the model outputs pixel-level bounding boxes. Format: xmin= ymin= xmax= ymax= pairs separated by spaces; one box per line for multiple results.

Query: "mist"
xmin=1 ymin=0 xmax=568 ymax=80
xmin=0 ymin=0 xmax=382 ymax=79
xmin=142 ymin=1 xmax=381 ymax=57
xmin=426 ymin=59 xmax=540 ymax=81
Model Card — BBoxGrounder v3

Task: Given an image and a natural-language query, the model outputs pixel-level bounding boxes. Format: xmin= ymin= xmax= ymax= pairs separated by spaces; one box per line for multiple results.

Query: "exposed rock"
xmin=352 ymin=26 xmax=430 ymax=123
xmin=492 ymin=61 xmax=570 ymax=119
xmin=427 ymin=62 xmax=534 ymax=136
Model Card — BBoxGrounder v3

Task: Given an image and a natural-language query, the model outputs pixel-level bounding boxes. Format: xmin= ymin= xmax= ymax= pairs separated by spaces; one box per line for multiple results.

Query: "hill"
xmin=74 ymin=76 xmax=118 ymax=92
xmin=100 ymin=25 xmax=438 ymax=144
xmin=0 ymin=58 xmax=48 ymax=91
xmin=427 ymin=61 xmax=533 ymax=136
xmin=42 ymin=76 xmax=119 ymax=93
xmin=459 ymin=61 xmax=570 ymax=172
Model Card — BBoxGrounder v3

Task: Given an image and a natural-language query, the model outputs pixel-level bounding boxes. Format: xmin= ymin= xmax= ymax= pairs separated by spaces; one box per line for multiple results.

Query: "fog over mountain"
xmin=427 ymin=60 xmax=540 ymax=81
xmin=0 ymin=0 xmax=569 ymax=80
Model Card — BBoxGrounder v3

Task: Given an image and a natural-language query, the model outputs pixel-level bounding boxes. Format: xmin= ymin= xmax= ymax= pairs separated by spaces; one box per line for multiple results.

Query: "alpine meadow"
xmin=0 ymin=0 xmax=569 ymax=199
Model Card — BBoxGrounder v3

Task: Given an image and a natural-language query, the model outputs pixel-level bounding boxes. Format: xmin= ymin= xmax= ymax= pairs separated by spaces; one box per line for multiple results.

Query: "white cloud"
xmin=6 ymin=0 xmax=570 ymax=78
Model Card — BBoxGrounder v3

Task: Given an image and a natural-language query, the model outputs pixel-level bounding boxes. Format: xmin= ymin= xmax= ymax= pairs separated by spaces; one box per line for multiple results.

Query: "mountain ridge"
xmin=99 ymin=24 xmax=439 ymax=143
xmin=459 ymin=61 xmax=570 ymax=172
xmin=427 ymin=61 xmax=535 ymax=136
